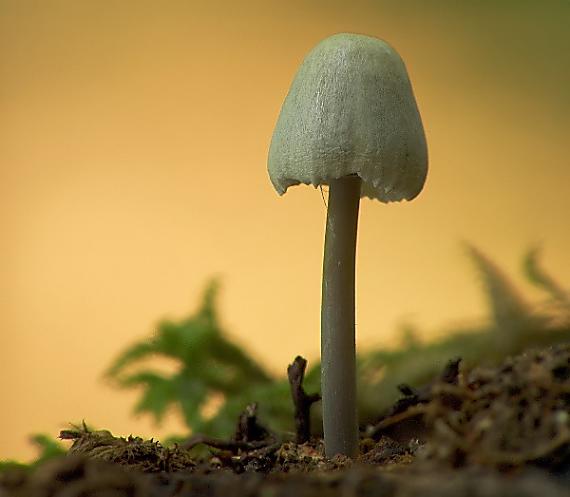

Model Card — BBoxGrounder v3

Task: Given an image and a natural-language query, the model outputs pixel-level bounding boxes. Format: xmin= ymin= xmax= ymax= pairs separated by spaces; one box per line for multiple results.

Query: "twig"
xmin=181 ymin=434 xmax=270 ymax=453
xmin=287 ymin=356 xmax=321 ymax=443
xmin=371 ymin=404 xmax=430 ymax=436
xmin=234 ymin=402 xmax=270 ymax=443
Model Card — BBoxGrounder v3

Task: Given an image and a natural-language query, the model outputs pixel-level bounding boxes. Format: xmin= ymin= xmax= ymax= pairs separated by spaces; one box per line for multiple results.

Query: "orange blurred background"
xmin=1 ymin=1 xmax=569 ymax=459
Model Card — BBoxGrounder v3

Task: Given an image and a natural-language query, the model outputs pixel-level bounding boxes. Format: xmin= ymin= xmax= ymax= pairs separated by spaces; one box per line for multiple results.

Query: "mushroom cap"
xmin=268 ymin=33 xmax=428 ymax=202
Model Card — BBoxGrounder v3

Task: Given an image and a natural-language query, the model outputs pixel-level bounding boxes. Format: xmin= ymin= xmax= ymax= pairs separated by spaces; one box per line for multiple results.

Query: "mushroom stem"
xmin=321 ymin=175 xmax=361 ymax=457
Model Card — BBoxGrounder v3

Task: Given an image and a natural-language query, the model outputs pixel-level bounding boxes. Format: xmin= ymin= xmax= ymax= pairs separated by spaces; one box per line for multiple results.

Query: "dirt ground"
xmin=2 ymin=344 xmax=569 ymax=497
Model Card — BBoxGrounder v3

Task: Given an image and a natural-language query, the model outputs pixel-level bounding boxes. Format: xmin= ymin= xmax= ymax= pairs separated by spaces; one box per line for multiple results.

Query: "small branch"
xmin=440 ymin=357 xmax=462 ymax=385
xmin=182 ymin=435 xmax=269 ymax=453
xmin=183 ymin=403 xmax=273 ymax=454
xmin=234 ymin=402 xmax=270 ymax=443
xmin=370 ymin=404 xmax=430 ymax=438
xmin=287 ymin=356 xmax=321 ymax=444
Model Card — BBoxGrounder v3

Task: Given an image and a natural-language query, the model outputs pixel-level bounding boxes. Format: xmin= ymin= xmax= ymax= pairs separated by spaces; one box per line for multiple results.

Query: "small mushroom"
xmin=268 ymin=33 xmax=427 ymax=457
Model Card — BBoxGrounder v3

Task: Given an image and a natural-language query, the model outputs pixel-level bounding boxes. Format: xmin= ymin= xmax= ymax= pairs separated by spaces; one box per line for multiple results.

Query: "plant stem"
xmin=321 ymin=175 xmax=361 ymax=457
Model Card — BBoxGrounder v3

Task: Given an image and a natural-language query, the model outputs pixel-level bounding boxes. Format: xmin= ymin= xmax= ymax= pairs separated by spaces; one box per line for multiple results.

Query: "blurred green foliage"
xmin=0 ymin=434 xmax=66 ymax=472
xmin=105 ymin=281 xmax=296 ymax=439
xmin=358 ymin=244 xmax=570 ymax=425
xmin=106 ymin=245 xmax=570 ymax=438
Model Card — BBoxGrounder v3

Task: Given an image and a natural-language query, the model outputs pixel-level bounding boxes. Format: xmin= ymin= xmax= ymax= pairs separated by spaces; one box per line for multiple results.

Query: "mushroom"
xmin=268 ymin=33 xmax=428 ymax=457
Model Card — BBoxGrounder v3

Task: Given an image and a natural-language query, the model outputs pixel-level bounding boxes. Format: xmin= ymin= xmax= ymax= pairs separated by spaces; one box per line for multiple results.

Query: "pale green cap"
xmin=268 ymin=33 xmax=428 ymax=202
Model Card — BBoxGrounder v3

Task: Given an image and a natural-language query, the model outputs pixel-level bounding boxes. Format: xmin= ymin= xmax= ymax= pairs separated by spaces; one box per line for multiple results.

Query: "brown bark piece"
xmin=287 ymin=356 xmax=321 ymax=444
